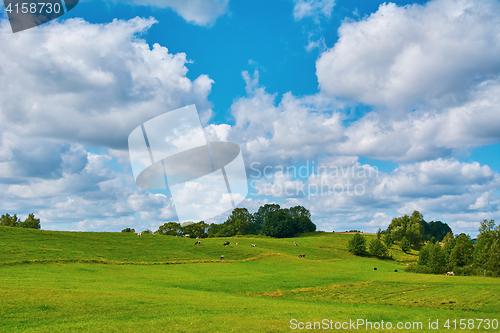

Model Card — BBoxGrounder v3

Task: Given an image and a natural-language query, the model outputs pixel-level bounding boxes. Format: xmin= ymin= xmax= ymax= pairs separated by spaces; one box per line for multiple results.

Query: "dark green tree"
xmin=386 ymin=211 xmax=424 ymax=245
xmin=369 ymin=238 xmax=388 ymax=257
xmin=252 ymin=204 xmax=280 ymax=234
xmin=424 ymin=221 xmax=452 ymax=242
xmin=0 ymin=214 xmax=21 ymax=227
xmin=261 ymin=209 xmax=294 ymax=238
xmin=182 ymin=221 xmax=209 ymax=238
xmin=121 ymin=228 xmax=135 ymax=233
xmin=289 ymin=206 xmax=316 ymax=234
xmin=387 ymin=214 xmax=409 ymax=242
xmin=443 ymin=234 xmax=457 ymax=263
xmin=418 ymin=243 xmax=431 ymax=266
xmin=486 ymin=239 xmax=500 ymax=276
xmin=428 ymin=243 xmax=446 ymax=274
xmin=223 ymin=208 xmax=253 ymax=235
xmin=207 ymin=223 xmax=223 ymax=237
xmin=400 ymin=236 xmax=411 ymax=253
xmin=473 ymin=220 xmax=498 ymax=272
xmin=447 ymin=233 xmax=473 ymax=271
xmin=406 ymin=211 xmax=425 ymax=245
xmin=348 ymin=232 xmax=367 ymax=256
xmin=442 ymin=231 xmax=454 ymax=243
xmin=156 ymin=222 xmax=182 ymax=236
xmin=18 ymin=213 xmax=41 ymax=229
xmin=384 ymin=232 xmax=393 ymax=248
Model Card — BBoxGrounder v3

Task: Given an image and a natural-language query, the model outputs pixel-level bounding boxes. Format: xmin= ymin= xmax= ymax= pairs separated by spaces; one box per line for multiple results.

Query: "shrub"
xmin=348 ymin=232 xmax=367 ymax=256
xmin=400 ymin=236 xmax=410 ymax=253
xmin=384 ymin=232 xmax=393 ymax=248
xmin=18 ymin=214 xmax=41 ymax=229
xmin=428 ymin=243 xmax=446 ymax=274
xmin=418 ymin=243 xmax=431 ymax=266
xmin=405 ymin=264 xmax=432 ymax=274
xmin=1 ymin=213 xmax=40 ymax=229
xmin=369 ymin=238 xmax=389 ymax=258
xmin=121 ymin=228 xmax=135 ymax=233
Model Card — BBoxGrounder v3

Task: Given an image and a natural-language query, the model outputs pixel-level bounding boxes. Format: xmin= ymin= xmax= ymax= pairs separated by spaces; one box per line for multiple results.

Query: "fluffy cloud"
xmin=376 ymin=159 xmax=497 ymax=199
xmin=122 ymin=0 xmax=229 ymax=26
xmin=338 ymin=80 xmax=500 ymax=161
xmin=242 ymin=153 xmax=500 ymax=235
xmin=0 ymin=133 xmax=87 ymax=181
xmin=216 ymin=64 xmax=500 ymax=235
xmin=0 ymin=143 xmax=177 ymax=231
xmin=0 ymin=17 xmax=216 ymax=231
xmin=293 ymin=0 xmax=336 ymax=21
xmin=228 ymin=70 xmax=344 ymax=168
xmin=316 ymin=0 xmax=500 ymax=109
xmin=0 ymin=17 xmax=213 ymax=149
xmin=228 ymin=69 xmax=500 ymax=166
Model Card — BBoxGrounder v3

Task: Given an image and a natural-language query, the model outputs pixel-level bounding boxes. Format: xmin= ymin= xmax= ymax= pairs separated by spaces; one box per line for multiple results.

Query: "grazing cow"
xmin=446 ymin=271 xmax=455 ymax=276
xmin=220 ymin=255 xmax=225 ymax=260
xmin=223 ymin=242 xmax=230 ymax=246
xmin=374 ymin=268 xmax=377 ymax=270
xmin=394 ymin=270 xmax=398 ymax=272
xmin=236 ymin=243 xmax=240 ymax=245
xmin=137 ymin=232 xmax=142 ymax=237
xmin=294 ymin=242 xmax=297 ymax=246
xmin=184 ymin=234 xmax=190 ymax=238
xmin=298 ymin=254 xmax=306 ymax=258
xmin=195 ymin=241 xmax=202 ymax=245
xmin=251 ymin=244 xmax=256 ymax=247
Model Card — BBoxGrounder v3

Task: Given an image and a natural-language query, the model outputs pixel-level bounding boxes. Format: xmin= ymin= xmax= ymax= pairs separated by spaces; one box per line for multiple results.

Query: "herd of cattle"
xmin=136 ymin=232 xmax=458 ymax=275
xmin=191 ymin=240 xmax=302 ymax=261
xmin=137 ymin=234 xmax=306 ymax=260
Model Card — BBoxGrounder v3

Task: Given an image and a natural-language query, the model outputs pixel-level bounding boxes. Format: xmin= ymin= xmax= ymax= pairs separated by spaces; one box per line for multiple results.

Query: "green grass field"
xmin=1 ymin=227 xmax=499 ymax=332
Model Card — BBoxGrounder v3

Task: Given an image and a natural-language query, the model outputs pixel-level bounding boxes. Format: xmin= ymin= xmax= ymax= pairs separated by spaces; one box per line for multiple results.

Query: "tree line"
xmin=347 ymin=230 xmax=390 ymax=258
xmin=348 ymin=211 xmax=453 ymax=258
xmin=347 ymin=210 xmax=500 ymax=277
xmin=0 ymin=213 xmax=41 ymax=229
xmin=410 ymin=219 xmax=500 ymax=276
xmin=384 ymin=210 xmax=452 ymax=246
xmin=154 ymin=204 xmax=316 ymax=238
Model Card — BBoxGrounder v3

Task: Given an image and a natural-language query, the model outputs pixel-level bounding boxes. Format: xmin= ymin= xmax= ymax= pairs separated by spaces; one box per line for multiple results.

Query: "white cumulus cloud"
xmin=316 ymin=0 xmax=500 ymax=109
xmin=122 ymin=0 xmax=230 ymax=26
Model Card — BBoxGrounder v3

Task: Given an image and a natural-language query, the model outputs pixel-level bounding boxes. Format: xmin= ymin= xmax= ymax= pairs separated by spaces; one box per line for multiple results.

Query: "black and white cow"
xmin=223 ymin=242 xmax=230 ymax=246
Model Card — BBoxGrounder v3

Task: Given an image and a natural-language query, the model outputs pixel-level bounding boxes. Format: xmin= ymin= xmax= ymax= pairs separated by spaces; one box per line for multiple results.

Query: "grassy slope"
xmin=0 ymin=227 xmax=499 ymax=332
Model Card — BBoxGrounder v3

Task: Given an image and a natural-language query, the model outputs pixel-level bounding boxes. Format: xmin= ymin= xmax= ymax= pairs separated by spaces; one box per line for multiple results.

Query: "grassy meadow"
xmin=0 ymin=227 xmax=499 ymax=332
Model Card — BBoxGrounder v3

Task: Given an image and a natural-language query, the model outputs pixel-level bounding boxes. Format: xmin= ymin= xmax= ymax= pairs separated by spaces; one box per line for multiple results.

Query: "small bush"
xmin=348 ymin=232 xmax=367 ymax=256
xmin=369 ymin=238 xmax=389 ymax=258
xmin=400 ymin=236 xmax=411 ymax=253
xmin=405 ymin=264 xmax=432 ymax=274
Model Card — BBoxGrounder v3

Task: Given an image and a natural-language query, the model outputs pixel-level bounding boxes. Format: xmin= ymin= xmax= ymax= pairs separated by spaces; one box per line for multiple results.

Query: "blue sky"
xmin=1 ymin=0 xmax=499 ymax=236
